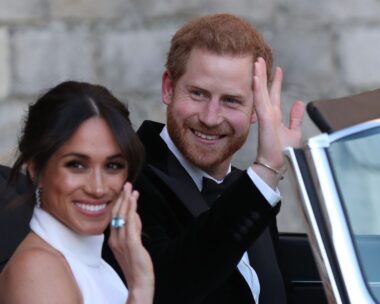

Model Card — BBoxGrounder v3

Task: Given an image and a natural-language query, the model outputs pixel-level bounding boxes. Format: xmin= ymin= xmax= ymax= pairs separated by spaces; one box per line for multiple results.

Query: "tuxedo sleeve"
xmin=136 ymin=171 xmax=281 ymax=304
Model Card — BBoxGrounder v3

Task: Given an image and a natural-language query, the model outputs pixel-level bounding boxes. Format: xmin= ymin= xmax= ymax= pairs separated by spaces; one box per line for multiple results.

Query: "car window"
xmin=329 ymin=128 xmax=380 ymax=301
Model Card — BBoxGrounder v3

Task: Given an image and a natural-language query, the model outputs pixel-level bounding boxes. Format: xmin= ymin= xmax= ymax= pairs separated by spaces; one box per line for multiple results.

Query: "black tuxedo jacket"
xmin=129 ymin=120 xmax=287 ymax=304
xmin=0 ymin=165 xmax=34 ymax=271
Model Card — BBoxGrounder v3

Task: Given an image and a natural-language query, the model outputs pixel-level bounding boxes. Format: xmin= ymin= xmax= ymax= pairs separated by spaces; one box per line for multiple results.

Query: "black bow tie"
xmin=201 ymin=171 xmax=240 ymax=206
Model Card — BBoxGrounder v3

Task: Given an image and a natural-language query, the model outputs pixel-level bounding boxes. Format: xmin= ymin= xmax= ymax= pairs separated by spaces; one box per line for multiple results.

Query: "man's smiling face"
xmin=162 ymin=48 xmax=256 ymax=178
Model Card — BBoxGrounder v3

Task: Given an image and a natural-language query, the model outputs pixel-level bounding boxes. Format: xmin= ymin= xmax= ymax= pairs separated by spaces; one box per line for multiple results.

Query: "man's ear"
xmin=162 ymin=70 xmax=174 ymax=105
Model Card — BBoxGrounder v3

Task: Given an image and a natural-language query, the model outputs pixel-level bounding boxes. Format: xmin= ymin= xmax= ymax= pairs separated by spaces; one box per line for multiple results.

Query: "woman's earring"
xmin=35 ymin=188 xmax=42 ymax=208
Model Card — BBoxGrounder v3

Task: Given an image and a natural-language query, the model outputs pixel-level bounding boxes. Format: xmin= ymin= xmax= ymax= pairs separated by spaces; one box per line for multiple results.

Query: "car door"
xmin=286 ymin=119 xmax=380 ymax=303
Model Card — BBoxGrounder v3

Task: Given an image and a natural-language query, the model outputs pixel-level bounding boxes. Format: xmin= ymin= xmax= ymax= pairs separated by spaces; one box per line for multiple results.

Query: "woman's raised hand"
xmin=108 ymin=182 xmax=154 ymax=304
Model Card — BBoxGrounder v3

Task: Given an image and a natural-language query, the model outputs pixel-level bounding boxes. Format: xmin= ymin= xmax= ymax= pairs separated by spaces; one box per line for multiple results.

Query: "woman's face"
xmin=35 ymin=117 xmax=128 ymax=235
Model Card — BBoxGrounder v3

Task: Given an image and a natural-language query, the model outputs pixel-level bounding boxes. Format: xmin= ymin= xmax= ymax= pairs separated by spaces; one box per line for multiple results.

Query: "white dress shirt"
xmin=160 ymin=126 xmax=281 ymax=303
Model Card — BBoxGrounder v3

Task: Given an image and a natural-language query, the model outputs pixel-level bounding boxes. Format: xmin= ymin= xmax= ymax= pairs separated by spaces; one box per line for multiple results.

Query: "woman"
xmin=0 ymin=81 xmax=154 ymax=303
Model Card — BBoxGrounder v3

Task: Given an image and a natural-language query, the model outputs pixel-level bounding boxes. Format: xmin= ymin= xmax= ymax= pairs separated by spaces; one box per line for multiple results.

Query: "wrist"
xmin=252 ymin=159 xmax=287 ymax=186
xmin=127 ymin=286 xmax=154 ymax=304
xmin=253 ymin=159 xmax=285 ymax=180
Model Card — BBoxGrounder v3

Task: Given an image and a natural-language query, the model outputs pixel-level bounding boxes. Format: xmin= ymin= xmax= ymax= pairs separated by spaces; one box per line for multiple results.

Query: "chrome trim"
xmin=304 ymin=137 xmax=376 ymax=303
xmin=284 ymin=148 xmax=342 ymax=304
xmin=306 ymin=133 xmax=331 ymax=149
xmin=291 ymin=280 xmax=323 ymax=285
xmin=369 ymin=282 xmax=380 ymax=288
xmin=307 ymin=119 xmax=380 ymax=149
xmin=328 ymin=119 xmax=380 ymax=143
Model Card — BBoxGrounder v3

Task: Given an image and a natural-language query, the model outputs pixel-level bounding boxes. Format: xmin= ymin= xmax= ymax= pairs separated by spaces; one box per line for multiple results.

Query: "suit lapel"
xmin=148 ymin=165 xmax=208 ymax=217
xmin=138 ymin=121 xmax=209 ymax=217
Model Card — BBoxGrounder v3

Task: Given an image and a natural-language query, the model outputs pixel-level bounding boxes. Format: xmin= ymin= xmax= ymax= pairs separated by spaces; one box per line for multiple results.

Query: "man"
xmin=133 ymin=13 xmax=304 ymax=304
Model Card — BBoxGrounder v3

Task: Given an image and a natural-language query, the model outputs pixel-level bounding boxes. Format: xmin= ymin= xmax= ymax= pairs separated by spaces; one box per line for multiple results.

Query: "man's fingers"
xmin=254 ymin=58 xmax=283 ymax=115
xmin=253 ymin=58 xmax=267 ymax=91
xmin=288 ymin=100 xmax=305 ymax=130
xmin=269 ymin=67 xmax=283 ymax=108
xmin=253 ymin=74 xmax=268 ymax=114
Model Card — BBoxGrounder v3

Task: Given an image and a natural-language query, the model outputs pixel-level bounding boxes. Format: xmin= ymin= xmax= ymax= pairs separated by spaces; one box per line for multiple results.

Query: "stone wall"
xmin=1 ymin=0 xmax=380 ymax=231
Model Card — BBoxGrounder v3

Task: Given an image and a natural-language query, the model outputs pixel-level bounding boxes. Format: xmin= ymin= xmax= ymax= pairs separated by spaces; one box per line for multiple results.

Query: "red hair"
xmin=166 ymin=13 xmax=273 ymax=83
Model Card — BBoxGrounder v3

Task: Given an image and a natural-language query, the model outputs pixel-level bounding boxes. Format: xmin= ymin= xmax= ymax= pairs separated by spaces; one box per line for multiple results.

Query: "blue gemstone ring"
xmin=111 ymin=217 xmax=126 ymax=229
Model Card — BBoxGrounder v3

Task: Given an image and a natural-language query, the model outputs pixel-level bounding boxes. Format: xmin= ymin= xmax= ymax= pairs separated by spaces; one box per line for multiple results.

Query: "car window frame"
xmin=285 ymin=119 xmax=380 ymax=304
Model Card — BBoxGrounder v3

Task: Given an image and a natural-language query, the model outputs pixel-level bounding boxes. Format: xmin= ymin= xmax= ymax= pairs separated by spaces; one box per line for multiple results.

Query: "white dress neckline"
xmin=30 ymin=207 xmax=128 ymax=304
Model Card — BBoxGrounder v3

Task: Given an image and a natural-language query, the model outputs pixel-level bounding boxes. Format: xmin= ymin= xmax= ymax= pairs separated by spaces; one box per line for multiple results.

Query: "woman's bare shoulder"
xmin=0 ymin=233 xmax=82 ymax=304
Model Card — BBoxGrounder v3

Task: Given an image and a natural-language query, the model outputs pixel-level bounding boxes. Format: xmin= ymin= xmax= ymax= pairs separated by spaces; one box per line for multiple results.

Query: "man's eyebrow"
xmin=188 ymin=85 xmax=207 ymax=91
xmin=221 ymin=92 xmax=245 ymax=101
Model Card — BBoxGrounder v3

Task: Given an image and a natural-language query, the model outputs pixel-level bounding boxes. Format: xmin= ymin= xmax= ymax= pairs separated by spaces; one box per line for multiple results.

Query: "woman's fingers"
xmin=118 ymin=183 xmax=132 ymax=222
xmin=110 ymin=182 xmax=142 ymax=245
xmin=108 ymin=182 xmax=154 ymax=294
xmin=111 ymin=184 xmax=126 ymax=219
xmin=125 ymin=190 xmax=141 ymax=243
xmin=127 ymin=190 xmax=139 ymax=220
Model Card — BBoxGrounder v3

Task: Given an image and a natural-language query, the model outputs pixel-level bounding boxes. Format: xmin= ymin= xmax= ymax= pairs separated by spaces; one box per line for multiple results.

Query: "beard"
xmin=166 ymin=107 xmax=249 ymax=173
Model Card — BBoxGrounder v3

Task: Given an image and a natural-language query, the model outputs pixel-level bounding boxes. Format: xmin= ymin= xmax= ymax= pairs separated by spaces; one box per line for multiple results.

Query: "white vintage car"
xmin=285 ymin=90 xmax=380 ymax=303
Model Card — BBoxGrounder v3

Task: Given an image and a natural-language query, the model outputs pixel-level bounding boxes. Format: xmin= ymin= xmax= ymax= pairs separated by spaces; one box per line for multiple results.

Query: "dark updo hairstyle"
xmin=11 ymin=81 xmax=144 ymax=187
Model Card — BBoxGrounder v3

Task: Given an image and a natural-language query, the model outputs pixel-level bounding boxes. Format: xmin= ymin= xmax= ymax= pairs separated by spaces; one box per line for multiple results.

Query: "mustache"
xmin=187 ymin=123 xmax=231 ymax=135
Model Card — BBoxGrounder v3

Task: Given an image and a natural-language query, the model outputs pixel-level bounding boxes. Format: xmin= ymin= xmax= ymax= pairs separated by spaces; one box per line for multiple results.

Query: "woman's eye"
xmin=65 ymin=160 xmax=85 ymax=170
xmin=106 ymin=162 xmax=127 ymax=171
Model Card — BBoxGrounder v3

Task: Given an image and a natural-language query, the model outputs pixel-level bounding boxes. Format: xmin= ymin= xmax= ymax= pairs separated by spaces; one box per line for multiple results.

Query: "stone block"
xmin=98 ymin=28 xmax=172 ymax=96
xmin=277 ymin=0 xmax=380 ymax=24
xmin=0 ymin=28 xmax=10 ymax=99
xmin=0 ymin=100 xmax=27 ymax=165
xmin=135 ymin=0 xmax=205 ymax=18
xmin=202 ymin=0 xmax=275 ymax=24
xmin=339 ymin=27 xmax=380 ymax=88
xmin=270 ymin=26 xmax=338 ymax=97
xmin=50 ymin=0 xmax=137 ymax=20
xmin=136 ymin=0 xmax=274 ymax=24
xmin=0 ymin=0 xmax=46 ymax=21
xmin=125 ymin=92 xmax=166 ymax=129
xmin=11 ymin=23 xmax=97 ymax=96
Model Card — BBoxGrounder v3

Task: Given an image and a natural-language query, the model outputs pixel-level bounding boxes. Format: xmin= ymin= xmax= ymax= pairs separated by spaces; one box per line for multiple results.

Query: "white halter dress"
xmin=30 ymin=207 xmax=128 ymax=304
